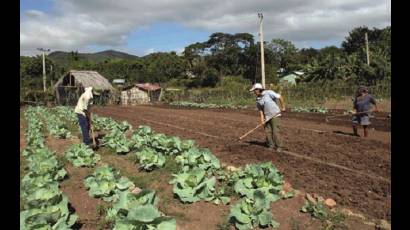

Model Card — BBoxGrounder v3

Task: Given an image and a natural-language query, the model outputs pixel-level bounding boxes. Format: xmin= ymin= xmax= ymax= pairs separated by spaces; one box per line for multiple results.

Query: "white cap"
xmin=249 ymin=83 xmax=264 ymax=92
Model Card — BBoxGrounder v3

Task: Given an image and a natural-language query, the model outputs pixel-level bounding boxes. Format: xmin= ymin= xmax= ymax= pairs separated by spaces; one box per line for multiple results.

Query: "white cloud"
xmin=20 ymin=0 xmax=391 ymax=55
xmin=144 ymin=48 xmax=155 ymax=55
xmin=25 ymin=10 xmax=46 ymax=18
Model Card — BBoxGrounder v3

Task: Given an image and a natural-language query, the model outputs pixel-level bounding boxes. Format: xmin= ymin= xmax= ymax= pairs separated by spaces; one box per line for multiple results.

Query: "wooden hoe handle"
xmin=239 ymin=119 xmax=270 ymax=140
xmin=91 ymin=126 xmax=96 ymax=146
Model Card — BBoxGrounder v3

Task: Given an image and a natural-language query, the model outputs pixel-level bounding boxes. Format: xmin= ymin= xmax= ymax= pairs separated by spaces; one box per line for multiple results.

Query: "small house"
xmin=54 ymin=70 xmax=114 ymax=105
xmin=121 ymin=83 xmax=162 ymax=105
xmin=279 ymin=71 xmax=304 ymax=86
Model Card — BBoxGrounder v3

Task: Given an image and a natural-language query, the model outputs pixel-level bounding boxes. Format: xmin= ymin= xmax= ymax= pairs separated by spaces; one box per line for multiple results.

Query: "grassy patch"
xmin=96 ymin=147 xmax=114 ymax=157
xmin=55 ymin=153 xmax=69 ymax=167
xmin=321 ymin=211 xmax=348 ymax=230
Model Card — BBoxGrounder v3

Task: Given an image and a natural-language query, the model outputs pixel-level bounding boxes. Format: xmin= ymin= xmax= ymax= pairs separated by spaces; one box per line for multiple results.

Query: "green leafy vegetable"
xmin=65 ymin=143 xmax=101 ymax=167
xmin=169 ymin=168 xmax=216 ymax=203
xmin=233 ymin=162 xmax=284 ymax=202
xmin=135 ymin=148 xmax=166 ymax=171
xmin=84 ymin=166 xmax=134 ymax=202
xmin=229 ymin=191 xmax=279 ymax=230
xmin=20 ymin=194 xmax=78 ymax=230
xmin=175 ymin=147 xmax=220 ymax=172
xmin=301 ymin=200 xmax=328 ymax=220
xmin=102 ymin=127 xmax=132 ymax=154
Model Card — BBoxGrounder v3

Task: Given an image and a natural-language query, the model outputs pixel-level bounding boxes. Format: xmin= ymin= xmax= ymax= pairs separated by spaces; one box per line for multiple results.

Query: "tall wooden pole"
xmin=38 ymin=48 xmax=50 ymax=92
xmin=365 ymin=32 xmax=370 ymax=66
xmin=258 ymin=13 xmax=266 ymax=88
xmin=42 ymin=51 xmax=46 ymax=92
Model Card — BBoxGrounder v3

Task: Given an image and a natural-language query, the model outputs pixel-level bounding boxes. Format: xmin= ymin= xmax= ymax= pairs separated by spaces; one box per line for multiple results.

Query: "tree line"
xmin=20 ymin=25 xmax=390 ymax=94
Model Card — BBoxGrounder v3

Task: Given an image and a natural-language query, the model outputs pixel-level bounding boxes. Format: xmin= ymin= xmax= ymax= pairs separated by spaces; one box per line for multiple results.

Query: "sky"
xmin=20 ymin=0 xmax=391 ymax=56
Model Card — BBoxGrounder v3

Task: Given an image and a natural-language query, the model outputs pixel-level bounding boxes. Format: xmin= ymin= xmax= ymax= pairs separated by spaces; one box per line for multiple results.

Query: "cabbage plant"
xmin=175 ymin=147 xmax=220 ymax=172
xmin=106 ymin=189 xmax=159 ymax=220
xmin=84 ymin=166 xmax=134 ymax=202
xmin=233 ymin=162 xmax=284 ymax=202
xmin=135 ymin=148 xmax=166 ymax=171
xmin=169 ymin=169 xmax=216 ymax=203
xmin=20 ymin=194 xmax=78 ymax=230
xmin=65 ymin=143 xmax=101 ymax=167
xmin=26 ymin=148 xmax=67 ymax=181
xmin=229 ymin=190 xmax=279 ymax=230
xmin=112 ymin=205 xmax=176 ymax=230
xmin=102 ymin=127 xmax=132 ymax=153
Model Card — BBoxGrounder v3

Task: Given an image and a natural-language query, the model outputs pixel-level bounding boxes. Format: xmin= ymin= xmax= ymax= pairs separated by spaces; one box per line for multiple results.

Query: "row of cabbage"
xmin=20 ymin=107 xmax=78 ymax=230
xmin=170 ymin=101 xmax=248 ymax=109
xmin=54 ymin=106 xmax=295 ymax=229
xmin=49 ymin=106 xmax=177 ymax=229
xmin=119 ymin=125 xmax=292 ymax=229
xmin=291 ymin=106 xmax=329 ymax=114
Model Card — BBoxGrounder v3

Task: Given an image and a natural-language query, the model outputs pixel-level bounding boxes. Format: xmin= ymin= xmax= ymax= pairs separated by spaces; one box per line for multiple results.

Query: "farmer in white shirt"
xmin=75 ymin=87 xmax=99 ymax=146
xmin=250 ymin=83 xmax=286 ymax=152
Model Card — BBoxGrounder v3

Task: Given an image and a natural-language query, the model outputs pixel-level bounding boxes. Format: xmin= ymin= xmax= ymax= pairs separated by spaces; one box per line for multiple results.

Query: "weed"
xmin=322 ymin=211 xmax=348 ymax=230
xmin=96 ymin=203 xmax=110 ymax=217
xmin=216 ymin=210 xmax=231 ymax=230
xmin=289 ymin=217 xmax=302 ymax=230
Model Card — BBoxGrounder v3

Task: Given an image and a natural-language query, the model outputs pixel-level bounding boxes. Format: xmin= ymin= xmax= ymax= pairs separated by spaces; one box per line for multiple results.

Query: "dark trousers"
xmin=77 ymin=113 xmax=91 ymax=145
xmin=264 ymin=117 xmax=282 ymax=148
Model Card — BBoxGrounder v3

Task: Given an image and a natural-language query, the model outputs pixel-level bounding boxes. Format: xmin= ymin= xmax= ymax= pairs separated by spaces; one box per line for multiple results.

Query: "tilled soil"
xmin=94 ymin=105 xmax=391 ymax=222
xmin=45 ymin=136 xmax=106 ymax=230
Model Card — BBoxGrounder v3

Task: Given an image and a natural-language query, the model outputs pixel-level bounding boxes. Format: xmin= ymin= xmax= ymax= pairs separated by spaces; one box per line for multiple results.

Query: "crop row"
xmin=49 ymin=106 xmax=178 ymax=229
xmin=20 ymin=107 xmax=78 ymax=230
xmin=53 ymin=106 xmax=297 ymax=229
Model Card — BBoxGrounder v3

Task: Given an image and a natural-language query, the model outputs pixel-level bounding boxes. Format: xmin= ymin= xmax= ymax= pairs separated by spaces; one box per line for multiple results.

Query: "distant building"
xmin=113 ymin=79 xmax=125 ymax=88
xmin=121 ymin=83 xmax=162 ymax=105
xmin=279 ymin=71 xmax=304 ymax=86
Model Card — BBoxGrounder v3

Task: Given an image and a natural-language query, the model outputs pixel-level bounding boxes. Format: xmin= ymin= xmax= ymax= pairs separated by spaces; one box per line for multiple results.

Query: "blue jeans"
xmin=77 ymin=113 xmax=91 ymax=145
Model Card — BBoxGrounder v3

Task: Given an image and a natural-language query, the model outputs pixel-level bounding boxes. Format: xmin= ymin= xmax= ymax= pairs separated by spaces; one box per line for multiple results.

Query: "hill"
xmin=48 ymin=49 xmax=139 ymax=65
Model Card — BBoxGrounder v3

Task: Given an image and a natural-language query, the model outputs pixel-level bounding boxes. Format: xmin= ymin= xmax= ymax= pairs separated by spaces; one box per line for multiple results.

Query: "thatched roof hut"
xmin=54 ymin=70 xmax=114 ymax=105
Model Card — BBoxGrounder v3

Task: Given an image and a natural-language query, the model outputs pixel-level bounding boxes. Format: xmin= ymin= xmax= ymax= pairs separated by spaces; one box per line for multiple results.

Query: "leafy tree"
xmin=267 ymin=38 xmax=300 ymax=73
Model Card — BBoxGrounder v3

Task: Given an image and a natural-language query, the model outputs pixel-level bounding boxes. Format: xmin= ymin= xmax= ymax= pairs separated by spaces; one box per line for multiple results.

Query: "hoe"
xmin=238 ymin=118 xmax=271 ymax=140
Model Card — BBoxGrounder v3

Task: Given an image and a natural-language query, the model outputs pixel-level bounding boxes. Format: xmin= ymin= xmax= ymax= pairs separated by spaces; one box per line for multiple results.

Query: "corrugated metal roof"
xmin=135 ymin=83 xmax=161 ymax=91
xmin=113 ymin=79 xmax=125 ymax=84
xmin=122 ymin=83 xmax=161 ymax=91
xmin=54 ymin=70 xmax=114 ymax=91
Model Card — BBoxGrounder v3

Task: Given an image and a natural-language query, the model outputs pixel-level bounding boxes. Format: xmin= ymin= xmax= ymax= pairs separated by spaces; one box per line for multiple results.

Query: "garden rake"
xmin=325 ymin=110 xmax=372 ymax=122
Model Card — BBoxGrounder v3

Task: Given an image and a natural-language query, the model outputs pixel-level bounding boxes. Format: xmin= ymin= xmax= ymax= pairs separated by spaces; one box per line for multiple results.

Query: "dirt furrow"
xmin=93 ymin=105 xmax=391 ymax=221
xmin=95 ymin=106 xmax=390 ymax=179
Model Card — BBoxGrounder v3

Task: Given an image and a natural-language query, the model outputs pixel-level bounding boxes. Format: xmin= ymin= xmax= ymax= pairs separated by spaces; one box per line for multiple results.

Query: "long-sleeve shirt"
xmin=74 ymin=88 xmax=93 ymax=116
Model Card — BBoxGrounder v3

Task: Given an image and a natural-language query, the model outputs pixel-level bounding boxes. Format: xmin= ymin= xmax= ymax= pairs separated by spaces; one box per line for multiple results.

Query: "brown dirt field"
xmin=93 ymin=105 xmax=391 ymax=223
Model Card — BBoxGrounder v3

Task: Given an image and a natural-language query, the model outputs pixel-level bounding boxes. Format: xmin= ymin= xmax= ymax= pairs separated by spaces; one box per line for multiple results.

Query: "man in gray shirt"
xmin=250 ymin=83 xmax=286 ymax=152
xmin=352 ymin=86 xmax=378 ymax=137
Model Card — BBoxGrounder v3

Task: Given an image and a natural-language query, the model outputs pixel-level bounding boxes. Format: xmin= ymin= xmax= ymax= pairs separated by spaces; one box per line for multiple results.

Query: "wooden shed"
xmin=121 ymin=83 xmax=162 ymax=105
xmin=54 ymin=70 xmax=114 ymax=105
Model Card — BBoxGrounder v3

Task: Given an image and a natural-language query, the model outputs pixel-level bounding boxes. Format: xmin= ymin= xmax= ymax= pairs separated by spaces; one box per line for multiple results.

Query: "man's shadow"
xmin=332 ymin=130 xmax=360 ymax=137
xmin=246 ymin=140 xmax=269 ymax=147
